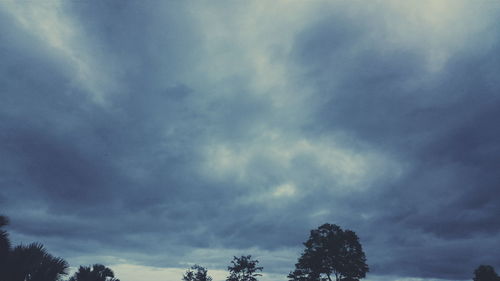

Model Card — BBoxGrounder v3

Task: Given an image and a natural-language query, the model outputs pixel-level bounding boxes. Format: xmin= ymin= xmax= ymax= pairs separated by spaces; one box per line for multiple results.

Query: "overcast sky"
xmin=1 ymin=1 xmax=500 ymax=281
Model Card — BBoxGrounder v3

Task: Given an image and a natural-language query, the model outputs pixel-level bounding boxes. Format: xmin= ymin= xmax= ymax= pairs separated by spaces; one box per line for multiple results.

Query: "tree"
xmin=474 ymin=265 xmax=500 ymax=281
xmin=7 ymin=242 xmax=68 ymax=281
xmin=183 ymin=265 xmax=212 ymax=281
xmin=0 ymin=215 xmax=11 ymax=278
xmin=69 ymin=264 xmax=120 ymax=281
xmin=288 ymin=224 xmax=368 ymax=281
xmin=226 ymin=255 xmax=263 ymax=281
xmin=0 ymin=216 xmax=10 ymax=255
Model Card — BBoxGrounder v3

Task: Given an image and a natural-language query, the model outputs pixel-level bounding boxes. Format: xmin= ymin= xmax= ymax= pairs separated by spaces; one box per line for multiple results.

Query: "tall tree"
xmin=7 ymin=242 xmax=68 ymax=281
xmin=69 ymin=264 xmax=120 ymax=281
xmin=183 ymin=265 xmax=212 ymax=281
xmin=288 ymin=224 xmax=368 ymax=281
xmin=473 ymin=265 xmax=500 ymax=281
xmin=0 ymin=216 xmax=10 ymax=255
xmin=226 ymin=255 xmax=263 ymax=281
xmin=0 ymin=215 xmax=11 ymax=278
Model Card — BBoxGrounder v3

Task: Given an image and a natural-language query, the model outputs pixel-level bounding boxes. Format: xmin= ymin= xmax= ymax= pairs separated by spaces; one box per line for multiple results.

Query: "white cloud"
xmin=272 ymin=183 xmax=296 ymax=198
xmin=379 ymin=0 xmax=500 ymax=72
xmin=201 ymin=131 xmax=401 ymax=193
xmin=0 ymin=0 xmax=117 ymax=104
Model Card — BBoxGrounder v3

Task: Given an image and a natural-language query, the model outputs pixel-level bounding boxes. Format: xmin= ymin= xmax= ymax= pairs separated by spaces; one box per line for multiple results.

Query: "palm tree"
xmin=7 ymin=242 xmax=68 ymax=281
xmin=0 ymin=215 xmax=11 ymax=279
xmin=69 ymin=264 xmax=120 ymax=281
xmin=0 ymin=215 xmax=10 ymax=256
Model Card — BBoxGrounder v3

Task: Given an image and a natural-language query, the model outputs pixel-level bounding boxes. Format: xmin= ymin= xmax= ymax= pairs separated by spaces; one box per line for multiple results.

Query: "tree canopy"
xmin=7 ymin=242 xmax=68 ymax=281
xmin=0 ymin=215 xmax=10 ymax=277
xmin=69 ymin=264 xmax=120 ymax=281
xmin=0 ymin=215 xmax=121 ymax=281
xmin=288 ymin=223 xmax=368 ymax=281
xmin=226 ymin=255 xmax=263 ymax=281
xmin=183 ymin=265 xmax=213 ymax=281
xmin=474 ymin=265 xmax=500 ymax=281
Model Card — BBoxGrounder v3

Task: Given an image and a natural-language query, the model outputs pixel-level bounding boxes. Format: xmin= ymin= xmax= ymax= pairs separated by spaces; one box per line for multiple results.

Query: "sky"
xmin=0 ymin=1 xmax=499 ymax=281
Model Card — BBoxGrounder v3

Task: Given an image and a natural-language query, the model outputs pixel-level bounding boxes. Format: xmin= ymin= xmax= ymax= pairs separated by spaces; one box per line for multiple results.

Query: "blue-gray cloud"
xmin=289 ymin=4 xmax=500 ymax=279
xmin=1 ymin=1 xmax=499 ymax=281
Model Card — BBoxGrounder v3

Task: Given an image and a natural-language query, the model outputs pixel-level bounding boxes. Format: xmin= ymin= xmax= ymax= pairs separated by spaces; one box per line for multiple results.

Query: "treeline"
xmin=1 ymin=215 xmax=498 ymax=281
xmin=0 ymin=215 xmax=118 ymax=281
xmin=184 ymin=255 xmax=262 ymax=281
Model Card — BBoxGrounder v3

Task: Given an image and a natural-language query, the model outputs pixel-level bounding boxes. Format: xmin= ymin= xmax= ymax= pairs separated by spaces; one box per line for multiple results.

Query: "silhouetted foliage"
xmin=7 ymin=242 xmax=68 ymax=281
xmin=69 ymin=264 xmax=120 ymax=281
xmin=0 ymin=215 xmax=10 ymax=278
xmin=183 ymin=265 xmax=213 ymax=281
xmin=474 ymin=265 xmax=500 ymax=281
xmin=226 ymin=255 xmax=263 ymax=281
xmin=288 ymin=224 xmax=368 ymax=281
xmin=0 ymin=216 xmax=10 ymax=254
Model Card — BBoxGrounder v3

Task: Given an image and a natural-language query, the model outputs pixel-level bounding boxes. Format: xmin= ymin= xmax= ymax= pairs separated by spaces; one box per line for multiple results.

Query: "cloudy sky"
xmin=1 ymin=1 xmax=500 ymax=281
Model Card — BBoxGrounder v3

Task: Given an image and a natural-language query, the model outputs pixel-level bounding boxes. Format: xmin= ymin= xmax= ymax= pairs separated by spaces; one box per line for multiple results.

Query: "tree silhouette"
xmin=69 ymin=264 xmax=120 ymax=281
xmin=226 ymin=255 xmax=263 ymax=281
xmin=474 ymin=265 xmax=500 ymax=281
xmin=7 ymin=242 xmax=68 ymax=281
xmin=0 ymin=216 xmax=10 ymax=254
xmin=288 ymin=224 xmax=368 ymax=281
xmin=0 ymin=215 xmax=11 ymax=278
xmin=183 ymin=265 xmax=213 ymax=281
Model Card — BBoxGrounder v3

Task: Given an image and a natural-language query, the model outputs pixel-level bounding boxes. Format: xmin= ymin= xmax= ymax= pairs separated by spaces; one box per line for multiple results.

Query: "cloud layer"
xmin=1 ymin=1 xmax=500 ymax=280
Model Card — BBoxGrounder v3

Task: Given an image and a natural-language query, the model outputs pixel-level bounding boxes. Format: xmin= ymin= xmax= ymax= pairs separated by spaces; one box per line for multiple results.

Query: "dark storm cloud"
xmin=1 ymin=1 xmax=500 ymax=281
xmin=0 ymin=1 xmax=305 ymax=272
xmin=0 ymin=0 xmax=219 ymax=260
xmin=290 ymin=5 xmax=500 ymax=280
